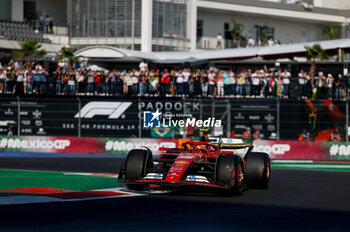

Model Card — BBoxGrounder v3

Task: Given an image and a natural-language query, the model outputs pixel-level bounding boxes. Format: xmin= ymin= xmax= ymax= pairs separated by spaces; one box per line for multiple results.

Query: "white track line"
xmin=0 ymin=187 xmax=165 ymax=206
xmin=271 ymin=160 xmax=314 ymax=163
xmin=273 ymin=164 xmax=350 ymax=169
xmin=63 ymin=172 xmax=119 ymax=178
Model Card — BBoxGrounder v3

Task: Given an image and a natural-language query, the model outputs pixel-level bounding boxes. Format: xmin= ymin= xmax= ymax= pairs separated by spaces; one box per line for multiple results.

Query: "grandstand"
xmin=0 ymin=20 xmax=51 ymax=44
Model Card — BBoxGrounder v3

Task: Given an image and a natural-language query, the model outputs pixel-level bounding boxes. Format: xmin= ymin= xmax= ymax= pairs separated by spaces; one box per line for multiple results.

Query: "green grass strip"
xmin=0 ymin=169 xmax=124 ymax=192
xmin=271 ymin=162 xmax=350 ymax=171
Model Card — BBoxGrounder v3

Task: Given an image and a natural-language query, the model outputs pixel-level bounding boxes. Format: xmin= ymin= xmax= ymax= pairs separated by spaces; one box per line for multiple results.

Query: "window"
xmin=255 ymin=26 xmax=274 ymax=42
xmin=224 ymin=22 xmax=232 ymax=40
xmin=197 ymin=20 xmax=203 ymax=41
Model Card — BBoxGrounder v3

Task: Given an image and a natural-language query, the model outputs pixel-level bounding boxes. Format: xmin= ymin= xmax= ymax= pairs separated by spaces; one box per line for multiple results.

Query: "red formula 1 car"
xmin=118 ymin=137 xmax=270 ymax=195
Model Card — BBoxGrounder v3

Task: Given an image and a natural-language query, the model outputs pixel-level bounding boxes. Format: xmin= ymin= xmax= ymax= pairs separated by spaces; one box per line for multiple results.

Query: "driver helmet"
xmin=200 ymin=135 xmax=208 ymax=142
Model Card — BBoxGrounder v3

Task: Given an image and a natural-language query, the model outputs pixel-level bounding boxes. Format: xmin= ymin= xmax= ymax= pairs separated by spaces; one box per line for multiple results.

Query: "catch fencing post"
xmin=183 ymin=97 xmax=186 ymax=139
xmin=77 ymin=97 xmax=81 ymax=137
xmin=17 ymin=96 xmax=20 ymax=136
xmin=199 ymin=98 xmax=203 ymax=121
xmin=211 ymin=99 xmax=215 ymax=137
xmin=138 ymin=98 xmax=142 ymax=138
xmin=277 ymin=98 xmax=280 ymax=140
xmin=346 ymin=100 xmax=349 ymax=142
xmin=227 ymin=99 xmax=231 ymax=137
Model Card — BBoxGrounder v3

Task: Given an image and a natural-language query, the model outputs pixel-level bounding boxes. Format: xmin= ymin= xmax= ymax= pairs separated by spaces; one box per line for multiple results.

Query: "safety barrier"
xmin=0 ymin=136 xmax=349 ymax=160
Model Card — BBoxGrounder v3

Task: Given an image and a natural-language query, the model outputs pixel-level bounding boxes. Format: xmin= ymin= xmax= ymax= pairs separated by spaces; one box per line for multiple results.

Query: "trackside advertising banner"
xmin=252 ymin=140 xmax=350 ymax=160
xmin=0 ymin=136 xmax=349 ymax=160
xmin=0 ymin=136 xmax=178 ymax=155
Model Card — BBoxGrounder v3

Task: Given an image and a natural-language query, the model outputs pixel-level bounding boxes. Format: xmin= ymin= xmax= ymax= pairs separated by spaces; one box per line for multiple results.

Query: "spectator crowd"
xmin=0 ymin=59 xmax=349 ymax=100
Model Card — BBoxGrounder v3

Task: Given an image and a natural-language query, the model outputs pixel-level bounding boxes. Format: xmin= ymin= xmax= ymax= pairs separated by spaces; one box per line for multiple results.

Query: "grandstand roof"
xmin=0 ymin=39 xmax=64 ymax=54
xmin=0 ymin=39 xmax=21 ymax=50
xmin=75 ymin=38 xmax=350 ymax=63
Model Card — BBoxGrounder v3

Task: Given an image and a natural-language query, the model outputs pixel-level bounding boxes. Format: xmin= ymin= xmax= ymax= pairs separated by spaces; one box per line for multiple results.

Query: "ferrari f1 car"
xmin=118 ymin=137 xmax=270 ymax=195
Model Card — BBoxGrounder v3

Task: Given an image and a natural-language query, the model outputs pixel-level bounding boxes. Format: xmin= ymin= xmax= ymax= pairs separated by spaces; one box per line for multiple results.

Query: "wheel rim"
xmin=266 ymin=161 xmax=270 ymax=180
xmin=237 ymin=164 xmax=244 ymax=187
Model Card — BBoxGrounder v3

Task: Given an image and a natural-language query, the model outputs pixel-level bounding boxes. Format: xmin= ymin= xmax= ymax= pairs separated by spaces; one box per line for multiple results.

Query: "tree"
xmin=322 ymin=26 xmax=340 ymax=40
xmin=304 ymin=44 xmax=328 ymax=75
xmin=57 ymin=47 xmax=76 ymax=67
xmin=16 ymin=40 xmax=47 ymax=64
xmin=231 ymin=19 xmax=244 ymax=39
xmin=231 ymin=19 xmax=244 ymax=45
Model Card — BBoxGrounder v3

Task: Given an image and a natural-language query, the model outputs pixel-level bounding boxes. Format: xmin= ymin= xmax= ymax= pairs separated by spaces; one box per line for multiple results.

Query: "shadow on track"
xmin=0 ymin=194 xmax=349 ymax=232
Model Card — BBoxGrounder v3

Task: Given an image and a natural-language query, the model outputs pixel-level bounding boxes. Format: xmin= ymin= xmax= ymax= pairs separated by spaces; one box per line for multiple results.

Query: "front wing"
xmin=125 ymin=178 xmax=231 ymax=191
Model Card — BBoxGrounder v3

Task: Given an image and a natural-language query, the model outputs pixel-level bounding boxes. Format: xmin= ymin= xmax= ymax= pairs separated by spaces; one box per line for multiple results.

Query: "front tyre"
xmin=216 ymin=155 xmax=245 ymax=195
xmin=122 ymin=149 xmax=152 ymax=191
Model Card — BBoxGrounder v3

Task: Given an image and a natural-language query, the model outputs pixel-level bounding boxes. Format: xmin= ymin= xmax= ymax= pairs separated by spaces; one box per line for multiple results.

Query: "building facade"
xmin=67 ymin=0 xmax=194 ymax=52
xmin=0 ymin=0 xmax=350 ymax=52
xmin=196 ymin=0 xmax=350 ymax=49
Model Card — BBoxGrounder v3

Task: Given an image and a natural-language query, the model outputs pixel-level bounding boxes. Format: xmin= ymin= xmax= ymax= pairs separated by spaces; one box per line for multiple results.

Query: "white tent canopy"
xmin=74 ymin=39 xmax=350 ymax=63
xmin=86 ymin=64 xmax=110 ymax=72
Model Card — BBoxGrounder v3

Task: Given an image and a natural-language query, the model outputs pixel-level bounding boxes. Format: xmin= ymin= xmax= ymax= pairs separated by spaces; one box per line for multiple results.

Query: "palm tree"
xmin=304 ymin=44 xmax=329 ymax=75
xmin=16 ymin=40 xmax=46 ymax=64
xmin=231 ymin=19 xmax=244 ymax=39
xmin=57 ymin=47 xmax=76 ymax=67
xmin=231 ymin=19 xmax=244 ymax=47
xmin=322 ymin=26 xmax=340 ymax=40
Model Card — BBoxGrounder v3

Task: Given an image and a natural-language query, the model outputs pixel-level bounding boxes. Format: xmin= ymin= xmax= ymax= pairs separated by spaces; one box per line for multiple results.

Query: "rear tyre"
xmin=216 ymin=155 xmax=245 ymax=195
xmin=244 ymin=152 xmax=270 ymax=189
xmin=123 ymin=149 xmax=152 ymax=191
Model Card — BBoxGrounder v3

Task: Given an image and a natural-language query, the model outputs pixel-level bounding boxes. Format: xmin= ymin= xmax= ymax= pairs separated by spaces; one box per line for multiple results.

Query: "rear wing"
xmin=208 ymin=137 xmax=254 ymax=149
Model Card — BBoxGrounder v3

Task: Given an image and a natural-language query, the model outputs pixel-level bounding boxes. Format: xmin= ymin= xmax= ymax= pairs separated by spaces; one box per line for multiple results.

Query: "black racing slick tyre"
xmin=216 ymin=155 xmax=245 ymax=195
xmin=244 ymin=152 xmax=271 ymax=189
xmin=123 ymin=149 xmax=152 ymax=191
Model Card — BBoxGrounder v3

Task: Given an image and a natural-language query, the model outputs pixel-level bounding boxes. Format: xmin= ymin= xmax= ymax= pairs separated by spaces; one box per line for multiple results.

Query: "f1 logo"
xmin=75 ymin=101 xmax=132 ymax=119
xmin=143 ymin=110 xmax=161 ymax=128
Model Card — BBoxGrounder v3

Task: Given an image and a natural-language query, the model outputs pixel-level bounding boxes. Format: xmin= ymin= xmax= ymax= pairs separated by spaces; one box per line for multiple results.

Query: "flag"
xmin=322 ymin=98 xmax=343 ymax=121
xmin=269 ymin=73 xmax=277 ymax=96
xmin=178 ymin=124 xmax=194 ymax=136
xmin=151 ymin=124 xmax=173 ymax=138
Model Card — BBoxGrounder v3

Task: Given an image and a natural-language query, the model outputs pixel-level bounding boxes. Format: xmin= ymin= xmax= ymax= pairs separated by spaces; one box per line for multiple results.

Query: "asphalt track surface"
xmin=0 ymin=157 xmax=350 ymax=232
